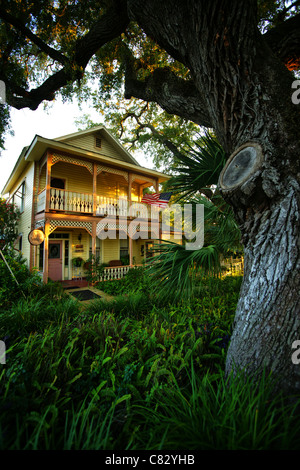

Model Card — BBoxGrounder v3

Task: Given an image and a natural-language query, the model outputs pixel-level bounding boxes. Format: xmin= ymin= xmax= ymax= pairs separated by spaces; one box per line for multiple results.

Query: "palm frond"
xmin=166 ymin=132 xmax=226 ymax=201
xmin=147 ymin=132 xmax=242 ymax=303
xmin=147 ymin=241 xmax=221 ymax=302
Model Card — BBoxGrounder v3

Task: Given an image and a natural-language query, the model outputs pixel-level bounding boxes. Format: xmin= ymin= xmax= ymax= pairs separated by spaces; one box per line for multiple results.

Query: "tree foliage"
xmin=0 ymin=197 xmax=20 ymax=248
xmin=1 ymin=0 xmax=299 ymax=158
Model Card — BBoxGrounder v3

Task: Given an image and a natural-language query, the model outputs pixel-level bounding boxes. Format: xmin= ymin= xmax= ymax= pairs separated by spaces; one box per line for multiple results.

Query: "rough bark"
xmin=124 ymin=65 xmax=213 ymax=127
xmin=127 ymin=0 xmax=300 ymax=394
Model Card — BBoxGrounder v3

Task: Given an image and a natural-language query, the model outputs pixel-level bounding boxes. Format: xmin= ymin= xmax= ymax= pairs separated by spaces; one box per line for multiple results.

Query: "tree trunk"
xmin=219 ymin=145 xmax=300 ymax=395
xmin=127 ymin=0 xmax=300 ymax=394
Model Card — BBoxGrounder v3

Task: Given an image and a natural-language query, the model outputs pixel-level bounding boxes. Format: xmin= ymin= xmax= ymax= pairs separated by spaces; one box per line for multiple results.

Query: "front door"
xmin=48 ymin=241 xmax=63 ymax=281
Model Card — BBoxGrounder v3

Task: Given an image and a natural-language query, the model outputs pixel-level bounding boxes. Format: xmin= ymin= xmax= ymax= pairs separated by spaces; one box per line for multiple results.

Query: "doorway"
xmin=48 ymin=240 xmax=63 ymax=281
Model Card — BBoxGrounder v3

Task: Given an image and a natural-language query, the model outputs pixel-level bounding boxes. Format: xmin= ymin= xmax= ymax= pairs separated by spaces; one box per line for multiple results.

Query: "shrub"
xmin=96 ymin=266 xmax=151 ymax=296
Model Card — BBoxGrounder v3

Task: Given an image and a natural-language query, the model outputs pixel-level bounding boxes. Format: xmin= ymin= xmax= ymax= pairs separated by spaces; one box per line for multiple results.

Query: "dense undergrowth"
xmin=1 ymin=255 xmax=300 ymax=450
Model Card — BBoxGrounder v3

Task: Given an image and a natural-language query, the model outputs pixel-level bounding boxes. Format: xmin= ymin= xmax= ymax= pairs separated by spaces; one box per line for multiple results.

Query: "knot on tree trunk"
xmin=218 ymin=142 xmax=266 ymax=209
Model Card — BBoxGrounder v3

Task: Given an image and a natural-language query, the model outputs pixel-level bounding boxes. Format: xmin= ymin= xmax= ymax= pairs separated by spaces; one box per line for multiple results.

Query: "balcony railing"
xmin=50 ymin=188 xmax=93 ymax=213
xmin=36 ymin=188 xmax=157 ymax=218
xmin=37 ymin=189 xmax=46 ymax=212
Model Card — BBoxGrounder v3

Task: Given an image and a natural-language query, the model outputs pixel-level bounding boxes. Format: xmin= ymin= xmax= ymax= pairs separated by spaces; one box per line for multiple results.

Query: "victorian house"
xmin=2 ymin=126 xmax=172 ymax=283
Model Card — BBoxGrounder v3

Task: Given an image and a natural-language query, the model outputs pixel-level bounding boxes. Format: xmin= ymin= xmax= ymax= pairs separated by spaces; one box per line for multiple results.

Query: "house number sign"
xmin=28 ymin=229 xmax=45 ymax=246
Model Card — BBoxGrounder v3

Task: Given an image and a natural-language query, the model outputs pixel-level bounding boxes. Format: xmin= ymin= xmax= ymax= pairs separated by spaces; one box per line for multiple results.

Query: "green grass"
xmin=1 ymin=265 xmax=300 ymax=450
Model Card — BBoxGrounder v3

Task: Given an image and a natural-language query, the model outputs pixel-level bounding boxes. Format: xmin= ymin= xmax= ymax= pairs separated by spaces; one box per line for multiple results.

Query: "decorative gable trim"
xmin=51 ymin=153 xmax=93 ymax=174
xmin=97 ymin=164 xmax=128 ymax=181
xmin=49 ymin=219 xmax=93 ymax=235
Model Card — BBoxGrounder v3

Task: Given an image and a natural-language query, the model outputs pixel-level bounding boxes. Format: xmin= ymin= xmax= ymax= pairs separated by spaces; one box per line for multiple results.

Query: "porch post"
xmin=92 ymin=221 xmax=96 ymax=257
xmin=43 ymin=219 xmax=50 ymax=283
xmin=93 ymin=162 xmax=97 ymax=216
xmin=155 ymin=178 xmax=162 ymax=243
xmin=45 ymin=152 xmax=52 ymax=213
xmin=30 ymin=161 xmax=38 ymax=270
xmin=91 ymin=221 xmax=97 ymax=281
xmin=128 ymin=172 xmax=132 ymax=205
xmin=129 ymin=235 xmax=133 ymax=266
xmin=128 ymin=172 xmax=133 ymax=266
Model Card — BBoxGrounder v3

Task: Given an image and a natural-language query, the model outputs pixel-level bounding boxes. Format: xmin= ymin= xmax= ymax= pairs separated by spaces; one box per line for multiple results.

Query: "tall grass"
xmin=129 ymin=365 xmax=300 ymax=450
xmin=1 ymin=269 xmax=300 ymax=450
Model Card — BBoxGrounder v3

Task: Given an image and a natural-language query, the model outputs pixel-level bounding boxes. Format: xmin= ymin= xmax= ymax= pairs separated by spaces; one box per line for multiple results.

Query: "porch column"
xmin=30 ymin=161 xmax=38 ymax=271
xmin=92 ymin=221 xmax=96 ymax=257
xmin=129 ymin=234 xmax=133 ymax=266
xmin=93 ymin=162 xmax=97 ymax=215
xmin=45 ymin=152 xmax=52 ymax=212
xmin=128 ymin=172 xmax=132 ymax=207
xmin=43 ymin=219 xmax=50 ymax=283
xmin=91 ymin=221 xmax=97 ymax=281
xmin=128 ymin=172 xmax=133 ymax=266
xmin=155 ymin=178 xmax=162 ymax=243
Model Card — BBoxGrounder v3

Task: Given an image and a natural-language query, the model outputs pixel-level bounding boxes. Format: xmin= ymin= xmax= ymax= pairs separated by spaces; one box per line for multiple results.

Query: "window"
xmin=89 ymin=237 xmax=101 ymax=260
xmin=49 ymin=233 xmax=69 ymax=239
xmin=39 ymin=241 xmax=44 ymax=270
xmin=49 ymin=243 xmax=61 ymax=259
xmin=64 ymin=240 xmax=69 ymax=267
xmin=18 ymin=234 xmax=22 ymax=252
xmin=50 ymin=178 xmax=65 ymax=190
xmin=14 ymin=181 xmax=25 ymax=212
xmin=120 ymin=239 xmax=129 ymax=262
xmin=95 ymin=136 xmax=102 ymax=148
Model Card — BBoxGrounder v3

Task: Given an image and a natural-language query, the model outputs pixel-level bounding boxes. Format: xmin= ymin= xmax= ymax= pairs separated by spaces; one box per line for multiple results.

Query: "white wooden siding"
xmin=10 ymin=162 xmax=35 ymax=267
xmin=51 ymin=161 xmax=93 ymax=193
xmin=63 ymin=134 xmax=125 ymax=161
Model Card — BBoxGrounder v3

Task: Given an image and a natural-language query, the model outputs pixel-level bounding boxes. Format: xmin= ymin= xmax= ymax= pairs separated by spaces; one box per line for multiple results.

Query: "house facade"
xmin=2 ymin=126 xmax=173 ymax=283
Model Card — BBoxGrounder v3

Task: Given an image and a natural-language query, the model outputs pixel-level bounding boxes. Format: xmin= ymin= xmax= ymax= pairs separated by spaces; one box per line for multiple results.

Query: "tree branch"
xmin=4 ymin=0 xmax=130 ymax=110
xmin=264 ymin=12 xmax=300 ymax=70
xmin=0 ymin=7 xmax=68 ymax=66
xmin=118 ymin=108 xmax=195 ymax=160
xmin=124 ymin=62 xmax=213 ymax=128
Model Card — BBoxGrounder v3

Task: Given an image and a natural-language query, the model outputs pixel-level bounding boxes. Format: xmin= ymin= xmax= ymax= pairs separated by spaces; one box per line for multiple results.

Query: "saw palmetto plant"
xmin=147 ymin=132 xmax=243 ymax=302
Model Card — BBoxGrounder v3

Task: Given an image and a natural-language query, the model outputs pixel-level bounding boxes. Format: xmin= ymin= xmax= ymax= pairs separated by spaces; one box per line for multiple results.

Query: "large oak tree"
xmin=1 ymin=0 xmax=300 ymax=395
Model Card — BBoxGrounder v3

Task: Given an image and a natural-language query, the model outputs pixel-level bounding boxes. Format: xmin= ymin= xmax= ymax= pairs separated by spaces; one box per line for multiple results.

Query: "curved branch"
xmin=121 ymin=109 xmax=182 ymax=153
xmin=0 ymin=7 xmax=68 ymax=66
xmin=124 ymin=64 xmax=212 ymax=128
xmin=4 ymin=0 xmax=130 ymax=110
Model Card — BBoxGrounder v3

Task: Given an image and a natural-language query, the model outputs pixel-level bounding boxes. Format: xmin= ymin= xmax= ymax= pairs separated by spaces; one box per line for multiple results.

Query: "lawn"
xmin=1 ymin=259 xmax=300 ymax=450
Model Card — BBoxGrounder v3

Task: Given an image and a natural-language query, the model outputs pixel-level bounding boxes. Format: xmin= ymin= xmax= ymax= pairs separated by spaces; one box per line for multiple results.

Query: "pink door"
xmin=48 ymin=241 xmax=63 ymax=281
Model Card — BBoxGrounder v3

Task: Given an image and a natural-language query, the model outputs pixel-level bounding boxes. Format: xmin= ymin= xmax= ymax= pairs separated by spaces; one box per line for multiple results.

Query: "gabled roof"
xmin=54 ymin=125 xmax=140 ymax=166
xmin=1 ymin=125 xmax=170 ymax=195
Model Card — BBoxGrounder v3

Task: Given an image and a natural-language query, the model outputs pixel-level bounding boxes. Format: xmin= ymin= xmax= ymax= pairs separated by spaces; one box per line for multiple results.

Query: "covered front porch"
xmin=32 ymin=218 xmax=157 ymax=283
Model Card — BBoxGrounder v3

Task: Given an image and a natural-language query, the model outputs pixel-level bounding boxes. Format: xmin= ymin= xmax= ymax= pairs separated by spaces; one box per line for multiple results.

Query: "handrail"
xmin=39 ymin=187 xmax=154 ymax=217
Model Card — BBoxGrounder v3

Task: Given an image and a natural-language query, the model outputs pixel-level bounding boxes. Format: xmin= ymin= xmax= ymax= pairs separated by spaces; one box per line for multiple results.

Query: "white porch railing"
xmin=96 ymin=196 xmax=129 ymax=216
xmin=40 ymin=189 xmax=157 ymax=218
xmin=100 ymin=265 xmax=131 ymax=281
xmin=50 ymin=188 xmax=93 ymax=213
xmin=37 ymin=189 xmax=46 ymax=212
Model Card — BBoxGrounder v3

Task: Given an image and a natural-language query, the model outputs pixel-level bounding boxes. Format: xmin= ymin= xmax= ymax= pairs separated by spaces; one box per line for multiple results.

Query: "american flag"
xmin=141 ymin=192 xmax=172 ymax=208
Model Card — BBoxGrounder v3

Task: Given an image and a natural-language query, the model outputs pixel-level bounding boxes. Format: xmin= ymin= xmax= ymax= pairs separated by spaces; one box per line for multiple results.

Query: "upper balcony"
xmin=36 ymin=187 xmax=157 ymax=218
xmin=35 ymin=154 xmax=162 ymax=220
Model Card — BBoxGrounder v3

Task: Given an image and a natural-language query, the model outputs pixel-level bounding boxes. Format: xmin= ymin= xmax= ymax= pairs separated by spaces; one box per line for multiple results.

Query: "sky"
xmin=0 ymin=97 xmax=149 ymax=196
